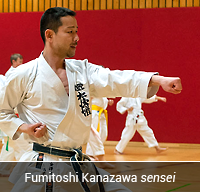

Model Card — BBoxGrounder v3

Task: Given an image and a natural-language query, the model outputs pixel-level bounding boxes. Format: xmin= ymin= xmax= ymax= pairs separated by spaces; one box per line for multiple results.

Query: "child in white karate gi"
xmin=115 ymin=95 xmax=168 ymax=154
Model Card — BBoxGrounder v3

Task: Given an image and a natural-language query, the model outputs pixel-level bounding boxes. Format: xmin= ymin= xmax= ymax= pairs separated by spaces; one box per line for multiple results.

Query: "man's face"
xmin=51 ymin=16 xmax=79 ymax=58
xmin=13 ymin=58 xmax=23 ymax=68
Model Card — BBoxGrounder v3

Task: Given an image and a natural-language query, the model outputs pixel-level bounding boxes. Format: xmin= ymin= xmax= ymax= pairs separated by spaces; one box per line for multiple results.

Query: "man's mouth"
xmin=70 ymin=44 xmax=77 ymax=48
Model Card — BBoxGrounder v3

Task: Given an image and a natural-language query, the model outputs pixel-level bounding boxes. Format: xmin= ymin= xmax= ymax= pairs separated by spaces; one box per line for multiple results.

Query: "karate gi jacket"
xmin=116 ymin=96 xmax=158 ymax=125
xmin=5 ymin=66 xmax=15 ymax=77
xmin=0 ymin=52 xmax=159 ymax=149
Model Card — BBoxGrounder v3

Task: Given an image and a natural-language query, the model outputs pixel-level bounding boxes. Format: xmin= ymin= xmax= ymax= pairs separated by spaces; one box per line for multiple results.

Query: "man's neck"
xmin=43 ymin=49 xmax=65 ymax=71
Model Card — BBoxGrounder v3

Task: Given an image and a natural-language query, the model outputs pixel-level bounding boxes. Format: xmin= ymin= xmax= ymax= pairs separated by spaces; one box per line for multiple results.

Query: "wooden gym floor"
xmin=84 ymin=141 xmax=200 ymax=161
xmin=1 ymin=140 xmax=200 ymax=161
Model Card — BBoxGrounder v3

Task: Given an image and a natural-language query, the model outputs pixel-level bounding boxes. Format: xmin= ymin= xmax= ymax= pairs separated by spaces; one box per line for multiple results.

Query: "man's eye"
xmin=67 ymin=31 xmax=73 ymax=33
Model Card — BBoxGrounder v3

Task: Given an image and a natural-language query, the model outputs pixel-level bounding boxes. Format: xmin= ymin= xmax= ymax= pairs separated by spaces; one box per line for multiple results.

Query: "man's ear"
xmin=45 ymin=29 xmax=54 ymax=42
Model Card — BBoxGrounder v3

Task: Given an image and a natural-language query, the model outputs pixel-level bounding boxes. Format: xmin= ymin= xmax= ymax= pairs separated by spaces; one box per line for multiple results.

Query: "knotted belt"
xmin=33 ymin=143 xmax=105 ymax=192
xmin=133 ymin=111 xmax=144 ymax=124
xmin=71 ymin=149 xmax=105 ymax=192
xmin=92 ymin=105 xmax=108 ymax=132
xmin=33 ymin=142 xmax=83 ymax=158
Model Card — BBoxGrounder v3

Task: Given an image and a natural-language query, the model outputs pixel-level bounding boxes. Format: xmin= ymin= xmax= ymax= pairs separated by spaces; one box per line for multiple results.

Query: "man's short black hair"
xmin=40 ymin=7 xmax=76 ymax=44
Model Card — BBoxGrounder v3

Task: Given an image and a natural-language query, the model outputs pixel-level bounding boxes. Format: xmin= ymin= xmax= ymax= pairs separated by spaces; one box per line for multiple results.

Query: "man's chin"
xmin=66 ymin=53 xmax=75 ymax=58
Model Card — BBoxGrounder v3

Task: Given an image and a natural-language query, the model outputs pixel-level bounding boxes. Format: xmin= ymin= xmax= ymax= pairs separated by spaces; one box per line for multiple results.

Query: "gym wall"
xmin=0 ymin=7 xmax=199 ymax=143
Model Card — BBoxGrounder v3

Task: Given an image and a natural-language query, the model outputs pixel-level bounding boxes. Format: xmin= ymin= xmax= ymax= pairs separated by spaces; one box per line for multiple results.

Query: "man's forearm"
xmin=148 ymin=75 xmax=164 ymax=87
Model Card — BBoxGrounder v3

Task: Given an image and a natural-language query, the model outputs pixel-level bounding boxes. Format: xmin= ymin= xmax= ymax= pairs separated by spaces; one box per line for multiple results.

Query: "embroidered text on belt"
xmin=92 ymin=105 xmax=108 ymax=132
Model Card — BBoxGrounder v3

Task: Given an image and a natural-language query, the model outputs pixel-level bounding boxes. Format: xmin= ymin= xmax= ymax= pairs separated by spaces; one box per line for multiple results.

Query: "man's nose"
xmin=74 ymin=34 xmax=79 ymax=42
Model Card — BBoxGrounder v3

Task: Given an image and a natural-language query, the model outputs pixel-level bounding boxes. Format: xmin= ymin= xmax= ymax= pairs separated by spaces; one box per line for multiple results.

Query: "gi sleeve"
xmin=116 ymin=97 xmax=129 ymax=114
xmin=0 ymin=61 xmax=37 ymax=140
xmin=87 ymin=62 xmax=159 ymax=99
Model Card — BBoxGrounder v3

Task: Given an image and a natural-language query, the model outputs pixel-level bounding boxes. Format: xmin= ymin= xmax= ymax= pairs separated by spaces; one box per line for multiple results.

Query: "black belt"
xmin=33 ymin=142 xmax=81 ymax=158
xmin=134 ymin=114 xmax=140 ymax=124
xmin=136 ymin=114 xmax=140 ymax=123
xmin=33 ymin=144 xmax=105 ymax=192
xmin=71 ymin=155 xmax=105 ymax=192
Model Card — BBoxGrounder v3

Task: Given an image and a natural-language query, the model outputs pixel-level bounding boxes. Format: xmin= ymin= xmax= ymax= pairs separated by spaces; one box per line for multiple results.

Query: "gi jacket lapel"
xmin=51 ymin=59 xmax=77 ymax=148
xmin=51 ymin=59 xmax=92 ymax=149
xmin=38 ymin=53 xmax=69 ymax=108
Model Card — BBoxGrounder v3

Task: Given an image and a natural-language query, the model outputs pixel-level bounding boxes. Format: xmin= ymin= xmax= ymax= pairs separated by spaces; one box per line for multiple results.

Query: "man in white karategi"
xmin=86 ymin=97 xmax=115 ymax=168
xmin=0 ymin=7 xmax=182 ymax=162
xmin=0 ymin=6 xmax=182 ymax=192
xmin=0 ymin=54 xmax=32 ymax=162
xmin=4 ymin=53 xmax=23 ymax=78
xmin=115 ymin=95 xmax=168 ymax=155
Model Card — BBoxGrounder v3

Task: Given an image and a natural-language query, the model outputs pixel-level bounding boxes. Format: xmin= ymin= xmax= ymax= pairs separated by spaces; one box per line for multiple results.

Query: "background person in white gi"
xmin=9 ymin=53 xmax=23 ymax=68
xmin=0 ymin=7 xmax=182 ymax=162
xmin=115 ymin=95 xmax=168 ymax=155
xmin=4 ymin=53 xmax=23 ymax=77
xmin=0 ymin=54 xmax=32 ymax=161
xmin=86 ymin=97 xmax=115 ymax=168
xmin=0 ymin=75 xmax=6 ymax=143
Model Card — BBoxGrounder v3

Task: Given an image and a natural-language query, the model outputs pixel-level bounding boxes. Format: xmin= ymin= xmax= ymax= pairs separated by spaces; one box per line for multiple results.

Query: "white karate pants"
xmin=116 ymin=114 xmax=158 ymax=153
xmin=86 ymin=111 xmax=107 ymax=156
